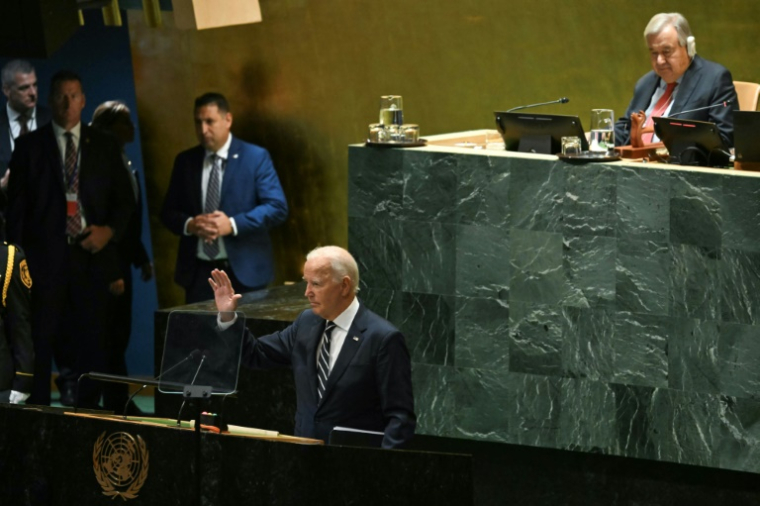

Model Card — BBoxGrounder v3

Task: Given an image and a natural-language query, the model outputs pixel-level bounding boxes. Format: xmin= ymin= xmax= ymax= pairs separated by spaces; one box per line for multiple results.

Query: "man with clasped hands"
xmin=614 ymin=12 xmax=738 ymax=147
xmin=210 ymin=246 xmax=416 ymax=449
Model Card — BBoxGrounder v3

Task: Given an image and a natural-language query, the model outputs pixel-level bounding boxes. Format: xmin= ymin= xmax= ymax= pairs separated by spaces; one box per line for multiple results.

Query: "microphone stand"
xmin=507 ymin=97 xmax=570 ymax=113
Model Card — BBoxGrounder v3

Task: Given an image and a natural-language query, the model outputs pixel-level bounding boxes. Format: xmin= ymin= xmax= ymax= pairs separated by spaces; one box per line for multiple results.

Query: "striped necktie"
xmin=203 ymin=154 xmax=223 ymax=258
xmin=64 ymin=132 xmax=82 ymax=237
xmin=317 ymin=321 xmax=337 ymax=401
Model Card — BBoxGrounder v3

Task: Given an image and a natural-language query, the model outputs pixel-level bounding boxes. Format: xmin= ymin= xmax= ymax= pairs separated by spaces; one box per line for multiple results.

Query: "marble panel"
xmin=356 ymin=287 xmax=404 ymax=329
xmin=616 ymin=166 xmax=670 ymax=242
xmin=717 ymin=322 xmax=760 ymax=400
xmin=456 ymin=154 xmax=510 ymax=227
xmin=557 ymin=377 xmax=617 ymax=452
xmin=455 ymin=224 xmax=510 ymax=298
xmin=723 ymin=173 xmax=760 ymax=252
xmin=562 ymin=234 xmax=617 ymax=308
xmin=669 ymin=243 xmax=720 ymax=320
xmin=510 ymin=228 xmax=567 ymax=305
xmin=670 ymin=171 xmax=723 ymax=248
xmin=348 ymin=216 xmax=402 ymax=291
xmin=509 ymin=301 xmax=564 ymax=376
xmin=711 ymin=396 xmax=760 ymax=472
xmin=401 ymin=220 xmax=456 ymax=295
xmin=412 ymin=363 xmax=459 ymax=437
xmin=719 ymin=248 xmax=760 ymax=325
xmin=400 ymin=292 xmax=455 ymax=366
xmin=610 ymin=312 xmax=669 ymax=389
xmin=455 ymin=296 xmax=510 ymax=370
xmin=348 ymin=146 xmax=404 ymax=219
xmin=454 ymin=369 xmax=561 ymax=447
xmin=509 ymin=158 xmax=565 ymax=232
xmin=561 ymin=306 xmax=616 ymax=381
xmin=669 ymin=317 xmax=720 ymax=395
xmin=402 ymin=150 xmax=458 ymax=223
xmin=563 ymin=163 xmax=618 ymax=237
xmin=616 ymin=238 xmax=671 ymax=316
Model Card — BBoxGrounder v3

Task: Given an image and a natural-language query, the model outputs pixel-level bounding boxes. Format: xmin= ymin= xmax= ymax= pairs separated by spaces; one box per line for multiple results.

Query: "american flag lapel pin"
xmin=353 ymin=336 xmax=359 ymax=341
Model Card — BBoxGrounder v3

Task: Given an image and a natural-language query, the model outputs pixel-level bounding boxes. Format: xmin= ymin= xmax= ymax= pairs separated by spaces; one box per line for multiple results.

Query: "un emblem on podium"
xmin=93 ymin=431 xmax=150 ymax=500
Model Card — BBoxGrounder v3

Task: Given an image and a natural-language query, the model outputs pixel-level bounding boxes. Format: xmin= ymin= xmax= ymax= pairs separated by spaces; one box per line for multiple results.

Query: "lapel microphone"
xmin=667 ymin=100 xmax=732 ymax=118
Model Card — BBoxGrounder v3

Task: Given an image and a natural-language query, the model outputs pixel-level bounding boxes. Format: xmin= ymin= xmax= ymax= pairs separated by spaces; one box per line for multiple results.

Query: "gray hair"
xmin=1 ymin=59 xmax=35 ymax=88
xmin=306 ymin=246 xmax=360 ymax=293
xmin=644 ymin=12 xmax=696 ymax=57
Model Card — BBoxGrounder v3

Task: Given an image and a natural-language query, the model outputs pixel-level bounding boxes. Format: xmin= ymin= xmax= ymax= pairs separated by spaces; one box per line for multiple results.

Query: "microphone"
xmin=507 ymin=97 xmax=569 ymax=113
xmin=667 ymin=100 xmax=732 ymax=118
xmin=176 ymin=353 xmax=208 ymax=425
xmin=120 ymin=349 xmax=203 ymax=418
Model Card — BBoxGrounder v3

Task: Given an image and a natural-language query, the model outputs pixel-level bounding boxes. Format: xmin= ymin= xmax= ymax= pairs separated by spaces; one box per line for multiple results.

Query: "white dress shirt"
xmin=183 ymin=133 xmax=238 ymax=260
xmin=317 ymin=297 xmax=360 ymax=370
xmin=6 ymin=103 xmax=38 ymax=151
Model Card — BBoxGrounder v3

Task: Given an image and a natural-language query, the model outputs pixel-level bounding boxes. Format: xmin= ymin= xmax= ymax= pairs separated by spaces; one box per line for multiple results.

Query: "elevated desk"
xmin=0 ymin=404 xmax=471 ymax=505
xmin=348 ymin=129 xmax=760 ymax=475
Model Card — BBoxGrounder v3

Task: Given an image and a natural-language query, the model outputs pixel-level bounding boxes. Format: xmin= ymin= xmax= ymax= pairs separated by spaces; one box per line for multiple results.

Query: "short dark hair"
xmin=1 ymin=59 xmax=35 ymax=88
xmin=50 ymin=70 xmax=83 ymax=94
xmin=91 ymin=100 xmax=131 ymax=129
xmin=194 ymin=92 xmax=230 ymax=113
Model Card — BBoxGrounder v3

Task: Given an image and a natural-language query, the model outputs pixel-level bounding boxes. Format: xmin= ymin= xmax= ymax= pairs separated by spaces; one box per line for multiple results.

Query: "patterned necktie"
xmin=643 ymin=82 xmax=678 ymax=144
xmin=17 ymin=111 xmax=29 ymax=136
xmin=317 ymin=321 xmax=337 ymax=401
xmin=203 ymin=154 xmax=223 ymax=258
xmin=64 ymin=132 xmax=82 ymax=237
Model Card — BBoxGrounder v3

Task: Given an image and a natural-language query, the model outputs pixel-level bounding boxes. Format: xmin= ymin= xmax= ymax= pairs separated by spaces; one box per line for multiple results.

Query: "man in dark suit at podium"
xmin=210 ymin=246 xmax=416 ymax=449
xmin=614 ymin=12 xmax=738 ymax=147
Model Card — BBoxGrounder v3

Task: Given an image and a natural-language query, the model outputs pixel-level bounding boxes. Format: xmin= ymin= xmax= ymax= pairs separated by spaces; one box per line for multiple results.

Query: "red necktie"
xmin=642 ymin=82 xmax=677 ymax=144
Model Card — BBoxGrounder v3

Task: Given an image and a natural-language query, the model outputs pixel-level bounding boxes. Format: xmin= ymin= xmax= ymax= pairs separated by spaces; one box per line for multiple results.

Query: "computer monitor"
xmin=494 ymin=112 xmax=588 ymax=154
xmin=733 ymin=111 xmax=760 ymax=162
xmin=653 ymin=117 xmax=730 ymax=167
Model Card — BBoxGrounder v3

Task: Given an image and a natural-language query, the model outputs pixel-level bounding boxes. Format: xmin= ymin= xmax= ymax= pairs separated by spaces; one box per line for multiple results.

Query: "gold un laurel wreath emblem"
xmin=93 ymin=431 xmax=149 ymax=500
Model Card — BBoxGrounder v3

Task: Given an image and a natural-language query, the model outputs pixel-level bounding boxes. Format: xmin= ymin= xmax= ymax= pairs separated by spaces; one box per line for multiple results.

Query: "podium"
xmin=0 ymin=404 xmax=472 ymax=505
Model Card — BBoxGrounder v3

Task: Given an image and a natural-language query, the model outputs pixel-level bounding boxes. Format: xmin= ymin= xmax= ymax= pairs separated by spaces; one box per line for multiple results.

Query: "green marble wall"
xmin=349 ymin=146 xmax=760 ymax=473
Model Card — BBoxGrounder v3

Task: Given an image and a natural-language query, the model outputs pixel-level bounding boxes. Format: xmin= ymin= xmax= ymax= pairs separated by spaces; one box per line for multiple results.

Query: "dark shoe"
xmin=59 ymin=387 xmax=76 ymax=407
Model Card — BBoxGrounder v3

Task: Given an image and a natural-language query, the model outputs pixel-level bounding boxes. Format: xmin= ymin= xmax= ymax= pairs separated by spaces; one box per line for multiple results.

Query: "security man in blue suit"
xmin=210 ymin=246 xmax=416 ymax=449
xmin=161 ymin=93 xmax=288 ymax=303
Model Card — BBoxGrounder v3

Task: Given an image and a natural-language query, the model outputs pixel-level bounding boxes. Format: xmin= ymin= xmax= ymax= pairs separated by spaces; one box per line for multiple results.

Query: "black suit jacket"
xmin=6 ymin=123 xmax=135 ymax=287
xmin=614 ymin=55 xmax=739 ymax=147
xmin=239 ymin=303 xmax=416 ymax=449
xmin=0 ymin=105 xmax=52 ymax=171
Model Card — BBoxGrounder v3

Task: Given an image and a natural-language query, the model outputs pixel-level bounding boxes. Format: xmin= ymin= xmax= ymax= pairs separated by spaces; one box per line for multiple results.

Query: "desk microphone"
xmin=176 ymin=353 xmax=208 ymax=425
xmin=120 ymin=349 xmax=203 ymax=418
xmin=507 ymin=97 xmax=570 ymax=113
xmin=667 ymin=100 xmax=732 ymax=118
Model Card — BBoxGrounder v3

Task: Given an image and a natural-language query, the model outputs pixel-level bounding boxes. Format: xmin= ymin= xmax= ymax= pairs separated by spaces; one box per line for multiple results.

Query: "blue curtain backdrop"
xmin=0 ymin=9 xmax=158 ymax=376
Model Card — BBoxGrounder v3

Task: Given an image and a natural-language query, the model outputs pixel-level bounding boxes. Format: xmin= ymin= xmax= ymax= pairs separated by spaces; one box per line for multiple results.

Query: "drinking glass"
xmin=368 ymin=123 xmax=388 ymax=143
xmin=589 ymin=109 xmax=615 ymax=152
xmin=561 ymin=136 xmax=582 ymax=155
xmin=401 ymin=124 xmax=419 ymax=142
xmin=379 ymin=95 xmax=404 ymax=126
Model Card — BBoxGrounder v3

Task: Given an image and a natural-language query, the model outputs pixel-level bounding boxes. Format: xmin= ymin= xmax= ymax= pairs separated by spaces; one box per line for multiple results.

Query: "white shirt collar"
xmin=6 ymin=103 xmax=35 ymax=122
xmin=331 ymin=296 xmax=360 ymax=332
xmin=206 ymin=133 xmax=233 ymax=160
xmin=52 ymin=121 xmax=82 ymax=140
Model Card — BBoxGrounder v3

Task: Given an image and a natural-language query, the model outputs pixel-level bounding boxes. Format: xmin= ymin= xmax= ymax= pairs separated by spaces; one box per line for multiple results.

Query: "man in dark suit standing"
xmin=614 ymin=12 xmax=738 ymax=147
xmin=0 ymin=60 xmax=52 ymax=239
xmin=6 ymin=70 xmax=135 ymax=407
xmin=161 ymin=93 xmax=288 ymax=303
xmin=210 ymin=246 xmax=416 ymax=449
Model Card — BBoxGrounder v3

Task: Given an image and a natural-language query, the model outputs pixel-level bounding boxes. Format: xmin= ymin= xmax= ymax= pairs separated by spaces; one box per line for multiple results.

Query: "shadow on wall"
xmin=232 ymin=61 xmax=330 ymax=284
